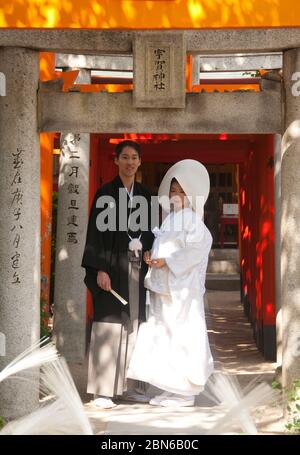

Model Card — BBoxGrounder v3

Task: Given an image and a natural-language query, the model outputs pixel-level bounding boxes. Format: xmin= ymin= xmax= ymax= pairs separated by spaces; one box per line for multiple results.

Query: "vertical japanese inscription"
xmin=61 ymin=133 xmax=81 ymax=245
xmin=152 ymin=48 xmax=167 ymax=91
xmin=10 ymin=148 xmax=24 ymax=284
xmin=148 ymin=46 xmax=170 ymax=94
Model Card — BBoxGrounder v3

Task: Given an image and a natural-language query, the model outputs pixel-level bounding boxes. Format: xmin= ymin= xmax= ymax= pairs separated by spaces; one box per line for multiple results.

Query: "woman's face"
xmin=169 ymin=180 xmax=187 ymax=210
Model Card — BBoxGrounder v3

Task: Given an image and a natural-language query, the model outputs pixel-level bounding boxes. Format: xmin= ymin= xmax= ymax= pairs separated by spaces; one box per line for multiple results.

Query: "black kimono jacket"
xmin=81 ymin=176 xmax=154 ymax=323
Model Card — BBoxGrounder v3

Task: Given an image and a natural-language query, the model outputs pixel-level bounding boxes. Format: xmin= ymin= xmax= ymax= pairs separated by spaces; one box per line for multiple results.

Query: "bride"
xmin=126 ymin=159 xmax=214 ymax=407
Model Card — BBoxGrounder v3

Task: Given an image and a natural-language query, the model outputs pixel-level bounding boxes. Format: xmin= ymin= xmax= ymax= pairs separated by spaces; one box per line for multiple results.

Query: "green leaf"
xmin=272 ymin=380 xmax=281 ymax=390
xmin=0 ymin=416 xmax=5 ymax=430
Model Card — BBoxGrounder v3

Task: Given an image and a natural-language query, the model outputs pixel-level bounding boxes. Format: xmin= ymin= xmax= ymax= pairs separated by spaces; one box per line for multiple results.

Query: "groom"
xmin=81 ymin=140 xmax=154 ymax=408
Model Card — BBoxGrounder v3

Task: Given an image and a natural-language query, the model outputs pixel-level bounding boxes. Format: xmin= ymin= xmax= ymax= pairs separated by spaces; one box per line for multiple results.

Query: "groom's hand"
xmin=143 ymin=250 xmax=152 ymax=265
xmin=97 ymin=271 xmax=111 ymax=291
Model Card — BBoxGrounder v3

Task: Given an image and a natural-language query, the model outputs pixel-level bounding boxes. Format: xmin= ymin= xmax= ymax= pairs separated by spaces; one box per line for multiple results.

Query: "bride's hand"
xmin=150 ymin=258 xmax=166 ymax=268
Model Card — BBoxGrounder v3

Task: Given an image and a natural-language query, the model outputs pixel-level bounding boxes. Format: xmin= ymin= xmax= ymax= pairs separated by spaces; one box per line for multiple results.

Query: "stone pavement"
xmin=70 ymin=290 xmax=285 ymax=435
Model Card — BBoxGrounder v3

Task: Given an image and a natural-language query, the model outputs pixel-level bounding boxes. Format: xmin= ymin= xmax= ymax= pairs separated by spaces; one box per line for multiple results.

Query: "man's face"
xmin=114 ymin=146 xmax=141 ymax=178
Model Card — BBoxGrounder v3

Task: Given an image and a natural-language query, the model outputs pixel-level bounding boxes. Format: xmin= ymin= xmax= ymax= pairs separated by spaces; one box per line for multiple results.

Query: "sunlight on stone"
xmin=235 ymin=55 xmax=246 ymax=66
xmin=282 ymin=120 xmax=300 ymax=155
xmin=33 ymin=266 xmax=39 ymax=285
xmin=66 ymin=301 xmax=79 ymax=320
xmin=58 ymin=248 xmax=69 ymax=261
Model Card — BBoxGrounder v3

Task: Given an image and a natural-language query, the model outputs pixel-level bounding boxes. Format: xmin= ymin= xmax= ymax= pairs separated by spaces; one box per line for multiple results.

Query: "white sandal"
xmin=149 ymin=391 xmax=174 ymax=406
xmin=93 ymin=397 xmax=117 ymax=409
xmin=160 ymin=395 xmax=195 ymax=407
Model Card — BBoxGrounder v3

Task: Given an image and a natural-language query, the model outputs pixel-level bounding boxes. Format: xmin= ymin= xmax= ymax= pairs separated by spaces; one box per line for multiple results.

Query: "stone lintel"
xmin=38 ymin=90 xmax=281 ymax=134
xmin=0 ymin=29 xmax=300 ymax=55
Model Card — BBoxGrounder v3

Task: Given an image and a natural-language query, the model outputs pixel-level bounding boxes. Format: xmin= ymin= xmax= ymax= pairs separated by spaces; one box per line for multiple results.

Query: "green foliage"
xmin=0 ymin=416 xmax=5 ymax=430
xmin=285 ymin=380 xmax=300 ymax=434
xmin=242 ymin=70 xmax=261 ymax=77
xmin=271 ymin=380 xmax=282 ymax=390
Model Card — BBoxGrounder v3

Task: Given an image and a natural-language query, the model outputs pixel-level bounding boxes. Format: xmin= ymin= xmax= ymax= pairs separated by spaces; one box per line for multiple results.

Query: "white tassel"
xmin=128 ymin=237 xmax=142 ymax=257
xmin=0 ymin=398 xmax=89 ymax=435
xmin=203 ymin=373 xmax=281 ymax=435
xmin=0 ymin=339 xmax=93 ymax=435
xmin=0 ymin=338 xmax=58 ymax=384
xmin=40 ymin=358 xmax=93 ymax=435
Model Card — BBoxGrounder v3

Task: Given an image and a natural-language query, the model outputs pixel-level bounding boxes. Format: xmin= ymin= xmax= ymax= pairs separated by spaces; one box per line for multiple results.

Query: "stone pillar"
xmin=281 ymin=49 xmax=300 ymax=388
xmin=53 ymin=69 xmax=90 ymax=362
xmin=274 ymin=134 xmax=282 ymax=367
xmin=0 ymin=47 xmax=40 ymax=419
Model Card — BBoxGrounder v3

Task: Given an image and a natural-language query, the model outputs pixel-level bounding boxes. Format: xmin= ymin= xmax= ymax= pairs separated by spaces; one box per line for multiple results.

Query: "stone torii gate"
xmin=0 ymin=28 xmax=300 ymax=419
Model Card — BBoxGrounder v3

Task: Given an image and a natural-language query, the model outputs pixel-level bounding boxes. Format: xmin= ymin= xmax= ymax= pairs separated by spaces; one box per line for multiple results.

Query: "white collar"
xmin=126 ymin=182 xmax=134 ymax=200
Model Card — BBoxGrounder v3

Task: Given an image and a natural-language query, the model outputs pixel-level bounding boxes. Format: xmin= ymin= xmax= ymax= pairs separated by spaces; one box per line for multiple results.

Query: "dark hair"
xmin=170 ymin=178 xmax=179 ymax=185
xmin=115 ymin=140 xmax=141 ymax=158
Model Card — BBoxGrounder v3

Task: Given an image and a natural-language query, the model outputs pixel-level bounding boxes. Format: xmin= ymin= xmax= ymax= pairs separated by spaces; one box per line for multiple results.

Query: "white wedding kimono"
xmin=127 ymin=207 xmax=214 ymax=396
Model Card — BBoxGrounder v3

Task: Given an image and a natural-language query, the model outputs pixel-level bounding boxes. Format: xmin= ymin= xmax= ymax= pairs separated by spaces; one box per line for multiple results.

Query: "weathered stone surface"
xmin=0 ymin=29 xmax=133 ymax=54
xmin=53 ymin=70 xmax=90 ymax=363
xmin=38 ymin=90 xmax=281 ymax=134
xmin=187 ymin=28 xmax=300 ymax=54
xmin=56 ymin=53 xmax=133 ymax=71
xmin=133 ymin=32 xmax=186 ymax=108
xmin=1 ymin=28 xmax=300 ymax=54
xmin=199 ymin=54 xmax=282 ymax=72
xmin=53 ymin=132 xmax=89 ymax=362
xmin=281 ymin=48 xmax=300 ymax=388
xmin=0 ymin=47 xmax=40 ymax=419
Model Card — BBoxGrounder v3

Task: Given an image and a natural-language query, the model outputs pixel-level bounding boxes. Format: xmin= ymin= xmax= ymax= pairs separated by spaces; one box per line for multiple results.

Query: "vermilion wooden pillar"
xmin=40 ymin=52 xmax=55 ymax=321
xmin=239 ymin=136 xmax=276 ymax=360
xmin=256 ymin=135 xmax=276 ymax=360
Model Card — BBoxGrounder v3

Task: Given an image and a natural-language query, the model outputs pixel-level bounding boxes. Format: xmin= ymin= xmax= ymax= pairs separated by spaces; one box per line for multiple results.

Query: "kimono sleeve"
xmin=143 ymin=191 xmax=155 ymax=251
xmin=165 ymin=212 xmax=208 ymax=277
xmin=81 ymin=189 xmax=109 ymax=274
xmin=138 ymin=185 xmax=154 ymax=251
